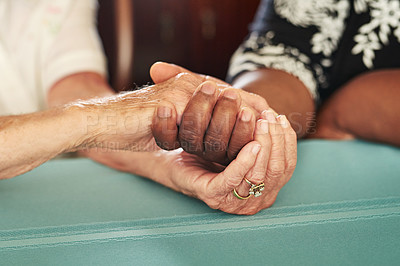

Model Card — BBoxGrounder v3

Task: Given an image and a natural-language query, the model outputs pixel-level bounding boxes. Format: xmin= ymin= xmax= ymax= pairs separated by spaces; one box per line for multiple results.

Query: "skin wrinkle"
xmin=0 ymin=108 xmax=80 ymax=178
xmin=227 ymin=108 xmax=256 ymax=161
xmin=68 ymin=88 xmax=170 ymax=152
xmin=151 ymin=65 xmax=271 ymax=166
xmin=28 ymin=63 xmax=296 ymax=215
xmin=204 ymin=98 xmax=239 ymax=163
xmin=2 ymin=71 xmax=214 ymax=178
xmin=145 ymin=63 xmax=299 ymax=214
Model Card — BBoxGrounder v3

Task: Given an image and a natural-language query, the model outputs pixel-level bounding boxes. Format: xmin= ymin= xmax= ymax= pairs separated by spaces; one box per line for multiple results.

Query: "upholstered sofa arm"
xmin=1 ymin=140 xmax=399 ymax=265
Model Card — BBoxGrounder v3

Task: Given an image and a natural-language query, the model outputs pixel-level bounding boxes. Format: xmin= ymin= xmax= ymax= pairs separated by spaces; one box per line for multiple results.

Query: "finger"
xmin=203 ymin=89 xmax=241 ymax=164
xmin=277 ymin=115 xmax=297 ymax=184
xmin=150 ymin=62 xmax=228 ymax=88
xmin=179 ymin=81 xmax=218 ymax=156
xmin=209 ymin=141 xmax=261 ymax=195
xmin=152 ymin=102 xmax=180 ymax=150
xmin=239 ymin=92 xmax=270 ymax=114
xmin=150 ymin=62 xmax=196 ymax=84
xmin=263 ymin=110 xmax=286 ymax=190
xmin=233 ymin=113 xmax=286 ymax=214
xmin=246 ymin=118 xmax=271 ymax=184
xmin=235 ymin=118 xmax=271 ymax=197
xmin=227 ymin=107 xmax=256 ymax=161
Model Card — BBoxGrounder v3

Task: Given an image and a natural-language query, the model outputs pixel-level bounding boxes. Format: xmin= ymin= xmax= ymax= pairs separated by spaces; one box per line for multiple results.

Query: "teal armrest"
xmin=1 ymin=140 xmax=400 ymax=265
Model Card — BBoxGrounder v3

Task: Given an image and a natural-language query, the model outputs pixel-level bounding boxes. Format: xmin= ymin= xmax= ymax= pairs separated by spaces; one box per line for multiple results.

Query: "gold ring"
xmin=233 ymin=188 xmax=251 ymax=200
xmin=244 ymin=178 xmax=265 ymax=198
xmin=244 ymin=178 xmax=253 ymax=186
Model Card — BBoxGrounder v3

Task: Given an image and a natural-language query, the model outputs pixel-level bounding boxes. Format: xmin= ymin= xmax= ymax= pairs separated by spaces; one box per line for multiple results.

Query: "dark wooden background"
xmin=99 ymin=0 xmax=260 ymax=88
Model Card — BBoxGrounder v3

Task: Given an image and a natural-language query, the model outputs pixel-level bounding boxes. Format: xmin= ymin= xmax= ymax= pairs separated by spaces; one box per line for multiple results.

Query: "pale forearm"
xmin=1 ymin=89 xmax=160 ymax=179
xmin=0 ymin=107 xmax=87 ymax=179
xmin=232 ymin=68 xmax=316 ymax=137
xmin=48 ymin=72 xmax=115 ymax=107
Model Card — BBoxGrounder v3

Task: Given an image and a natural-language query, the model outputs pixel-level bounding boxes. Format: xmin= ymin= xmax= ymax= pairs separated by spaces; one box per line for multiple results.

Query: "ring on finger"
xmin=233 ymin=188 xmax=251 ymax=200
xmin=245 ymin=178 xmax=265 ymax=197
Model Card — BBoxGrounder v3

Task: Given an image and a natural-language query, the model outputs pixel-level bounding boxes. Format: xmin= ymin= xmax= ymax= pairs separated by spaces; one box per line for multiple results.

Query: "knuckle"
xmin=204 ymin=135 xmax=227 ymax=153
xmin=271 ymin=126 xmax=284 ymax=137
xmin=179 ymin=128 xmax=201 ymax=142
xmin=179 ymin=129 xmax=203 ymax=152
xmin=179 ymin=121 xmax=202 ymax=139
xmin=246 ymin=169 xmax=266 ymax=184
xmin=224 ymin=175 xmax=240 ymax=189
xmin=286 ymin=159 xmax=297 ymax=172
xmin=205 ymin=131 xmax=223 ymax=143
xmin=179 ymin=134 xmax=201 ymax=147
xmin=267 ymin=161 xmax=285 ymax=178
xmin=233 ymin=159 xmax=250 ymax=173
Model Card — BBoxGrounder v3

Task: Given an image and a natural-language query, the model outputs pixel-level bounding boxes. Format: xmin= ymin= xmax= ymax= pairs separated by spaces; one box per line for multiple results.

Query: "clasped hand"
xmin=149 ymin=63 xmax=297 ymax=215
xmin=76 ymin=62 xmax=297 ymax=215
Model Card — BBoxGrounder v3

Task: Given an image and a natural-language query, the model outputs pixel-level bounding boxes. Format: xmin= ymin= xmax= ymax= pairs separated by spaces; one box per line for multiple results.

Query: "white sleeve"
xmin=41 ymin=0 xmax=107 ymax=91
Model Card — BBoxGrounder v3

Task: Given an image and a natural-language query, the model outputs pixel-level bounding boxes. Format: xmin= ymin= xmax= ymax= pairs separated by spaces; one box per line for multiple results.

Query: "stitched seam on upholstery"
xmin=1 ymin=212 xmax=399 ymax=251
xmin=1 ymin=197 xmax=399 ymax=241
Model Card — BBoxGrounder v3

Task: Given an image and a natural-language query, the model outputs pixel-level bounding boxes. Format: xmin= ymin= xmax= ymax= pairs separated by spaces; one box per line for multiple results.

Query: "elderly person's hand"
xmin=74 ymin=68 xmax=296 ymax=215
xmin=154 ymin=111 xmax=296 ymax=215
xmin=1 ymin=72 xmax=222 ymax=179
xmin=150 ymin=62 xmax=269 ymax=114
xmin=152 ymin=81 xmax=257 ymax=165
xmin=72 ymin=71 xmax=218 ymax=153
xmin=86 ymin=97 xmax=296 ymax=215
xmin=150 ymin=62 xmax=270 ymax=165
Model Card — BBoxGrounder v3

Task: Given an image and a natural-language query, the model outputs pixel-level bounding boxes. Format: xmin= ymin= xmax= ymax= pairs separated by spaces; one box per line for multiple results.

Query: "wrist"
xmin=53 ymin=106 xmax=93 ymax=153
xmin=67 ymin=92 xmax=158 ymax=151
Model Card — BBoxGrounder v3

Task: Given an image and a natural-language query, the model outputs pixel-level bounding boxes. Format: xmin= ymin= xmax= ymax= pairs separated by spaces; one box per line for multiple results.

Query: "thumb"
xmin=150 ymin=62 xmax=191 ymax=84
xmin=210 ymin=141 xmax=261 ymax=194
xmin=152 ymin=101 xmax=180 ymax=151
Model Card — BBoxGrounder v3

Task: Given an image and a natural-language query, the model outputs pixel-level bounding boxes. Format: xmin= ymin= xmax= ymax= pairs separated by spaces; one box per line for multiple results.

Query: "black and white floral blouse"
xmin=227 ymin=0 xmax=400 ymax=103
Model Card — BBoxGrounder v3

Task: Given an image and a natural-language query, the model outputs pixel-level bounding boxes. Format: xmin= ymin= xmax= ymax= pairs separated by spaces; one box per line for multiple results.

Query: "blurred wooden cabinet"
xmin=99 ymin=0 xmax=260 ymax=88
xmin=133 ymin=0 xmax=260 ymax=84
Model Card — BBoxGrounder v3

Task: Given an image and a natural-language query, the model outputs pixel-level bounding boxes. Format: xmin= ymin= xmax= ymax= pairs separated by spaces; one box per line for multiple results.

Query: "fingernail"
xmin=223 ymin=90 xmax=238 ymax=100
xmin=261 ymin=110 xmax=268 ymax=119
xmin=265 ymin=110 xmax=276 ymax=123
xmin=258 ymin=119 xmax=269 ymax=134
xmin=252 ymin=144 xmax=261 ymax=155
xmin=240 ymin=108 xmax=252 ymax=122
xmin=201 ymin=82 xmax=216 ymax=95
xmin=157 ymin=106 xmax=172 ymax=118
xmin=277 ymin=115 xmax=288 ymax=128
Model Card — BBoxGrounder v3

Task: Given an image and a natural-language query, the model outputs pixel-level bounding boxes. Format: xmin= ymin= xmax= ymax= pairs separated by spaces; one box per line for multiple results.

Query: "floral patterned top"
xmin=227 ymin=0 xmax=400 ymax=103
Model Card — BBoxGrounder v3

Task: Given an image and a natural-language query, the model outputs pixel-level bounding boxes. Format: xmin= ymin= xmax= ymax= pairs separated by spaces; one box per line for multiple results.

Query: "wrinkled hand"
xmin=150 ymin=62 xmax=269 ymax=164
xmin=152 ymin=81 xmax=257 ymax=164
xmin=74 ymin=72 xmax=211 ymax=152
xmin=161 ymin=113 xmax=297 ymax=215
xmin=150 ymin=62 xmax=269 ymax=113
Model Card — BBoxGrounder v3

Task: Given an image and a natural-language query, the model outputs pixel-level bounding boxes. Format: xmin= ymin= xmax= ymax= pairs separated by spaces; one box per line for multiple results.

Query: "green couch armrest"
xmin=1 ymin=140 xmax=400 ymax=265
